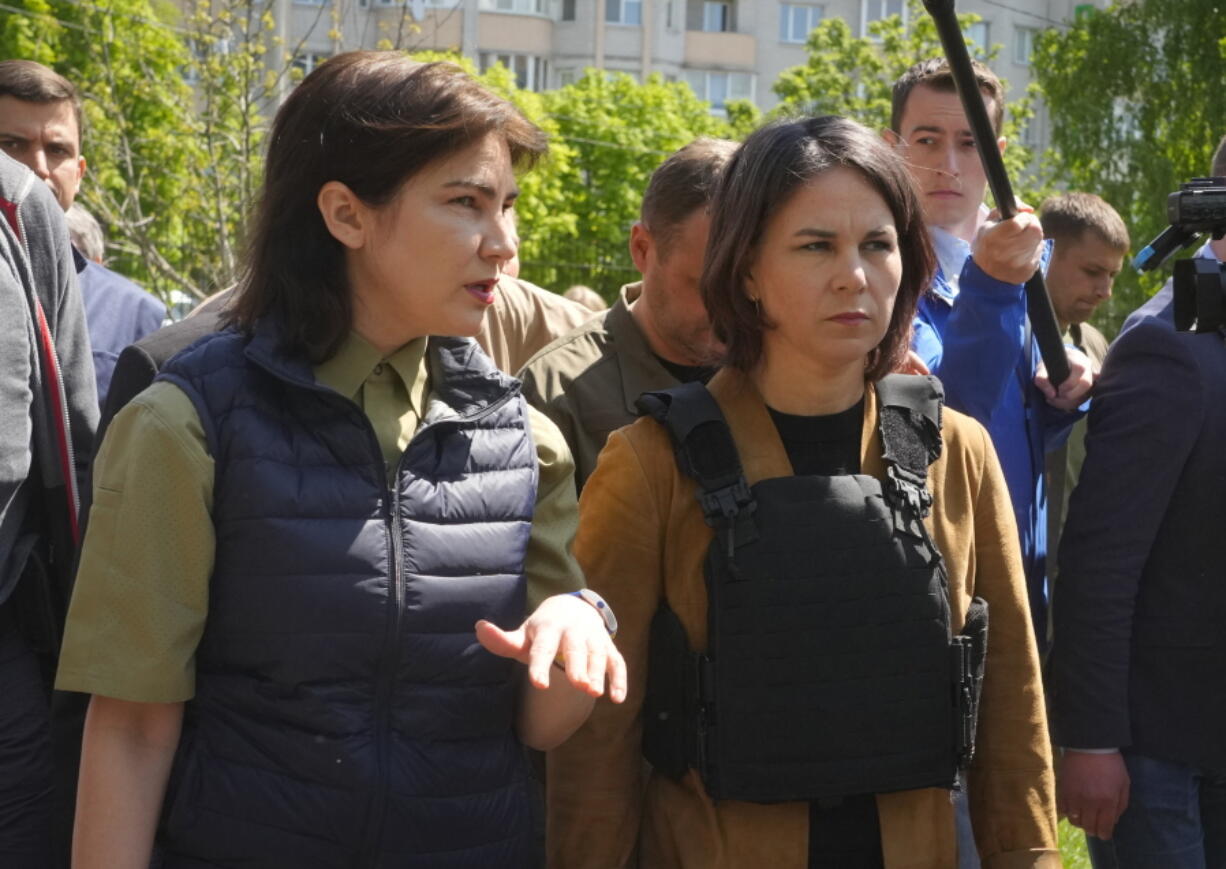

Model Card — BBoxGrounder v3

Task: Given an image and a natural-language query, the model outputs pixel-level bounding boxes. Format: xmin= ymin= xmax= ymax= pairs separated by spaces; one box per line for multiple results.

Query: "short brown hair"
xmin=1212 ymin=133 xmax=1226 ymax=178
xmin=230 ymin=52 xmax=547 ymax=362
xmin=640 ymin=137 xmax=738 ymax=259
xmin=1039 ymin=192 xmax=1130 ymax=252
xmin=703 ymin=115 xmax=933 ymax=379
xmin=890 ymin=57 xmax=1005 ymax=137
xmin=0 ymin=60 xmax=82 ymax=143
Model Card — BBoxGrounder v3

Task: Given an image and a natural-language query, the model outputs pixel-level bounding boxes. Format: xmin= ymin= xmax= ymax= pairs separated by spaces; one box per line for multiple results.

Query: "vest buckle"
xmin=698 ymin=478 xmax=755 ymax=526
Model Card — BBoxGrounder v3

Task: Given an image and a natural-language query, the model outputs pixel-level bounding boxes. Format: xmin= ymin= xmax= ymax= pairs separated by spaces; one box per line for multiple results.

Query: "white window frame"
xmin=860 ymin=0 xmax=905 ymax=38
xmin=702 ymin=1 xmax=730 ymax=32
xmin=1013 ymin=26 xmax=1037 ymax=65
xmin=606 ymin=0 xmax=643 ymax=26
xmin=779 ymin=3 xmax=823 ymax=44
xmin=683 ymin=69 xmax=754 ymax=113
xmin=479 ymin=51 xmax=551 ymax=91
xmin=292 ymin=51 xmax=330 ymax=77
xmin=965 ymin=20 xmax=989 ymax=58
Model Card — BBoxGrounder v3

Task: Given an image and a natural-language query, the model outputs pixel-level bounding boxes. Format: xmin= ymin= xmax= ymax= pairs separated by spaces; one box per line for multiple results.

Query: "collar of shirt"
xmin=313 ymin=330 xmax=429 ymax=418
xmin=929 ymin=226 xmax=971 ymax=302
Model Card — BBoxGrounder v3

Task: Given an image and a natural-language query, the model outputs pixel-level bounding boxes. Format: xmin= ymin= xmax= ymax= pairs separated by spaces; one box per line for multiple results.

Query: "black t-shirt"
xmin=653 ymin=353 xmax=717 ymax=385
xmin=766 ymin=398 xmax=884 ymax=869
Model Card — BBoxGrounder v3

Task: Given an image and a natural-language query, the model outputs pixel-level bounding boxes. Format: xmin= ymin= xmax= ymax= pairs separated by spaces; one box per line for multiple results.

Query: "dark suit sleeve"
xmin=96 ymin=343 xmax=158 ymax=459
xmin=1049 ymin=320 xmax=1202 ymax=749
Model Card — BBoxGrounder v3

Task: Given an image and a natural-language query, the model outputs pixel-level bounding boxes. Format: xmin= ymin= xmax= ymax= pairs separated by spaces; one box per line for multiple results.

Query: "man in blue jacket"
xmin=886 ymin=58 xmax=1093 ymax=639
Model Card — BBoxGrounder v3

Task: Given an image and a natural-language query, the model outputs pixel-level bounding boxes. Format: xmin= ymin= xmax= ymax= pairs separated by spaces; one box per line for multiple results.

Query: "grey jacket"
xmin=0 ymin=153 xmax=97 ymax=604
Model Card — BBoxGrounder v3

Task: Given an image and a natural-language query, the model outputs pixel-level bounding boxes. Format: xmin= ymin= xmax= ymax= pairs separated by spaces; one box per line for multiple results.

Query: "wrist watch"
xmin=569 ymin=588 xmax=618 ymax=639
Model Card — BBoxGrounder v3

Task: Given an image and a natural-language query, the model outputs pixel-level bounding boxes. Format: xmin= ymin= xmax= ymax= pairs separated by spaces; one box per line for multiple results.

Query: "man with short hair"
xmin=0 ymin=60 xmax=164 ymax=406
xmin=885 ymin=58 xmax=1093 ymax=637
xmin=1038 ymin=192 xmax=1128 ymax=636
xmin=519 ymin=137 xmax=737 ymax=489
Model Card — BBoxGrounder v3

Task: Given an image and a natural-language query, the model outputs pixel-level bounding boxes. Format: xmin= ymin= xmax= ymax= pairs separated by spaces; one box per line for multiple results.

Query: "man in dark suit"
xmin=1049 ymin=307 xmax=1226 ymax=865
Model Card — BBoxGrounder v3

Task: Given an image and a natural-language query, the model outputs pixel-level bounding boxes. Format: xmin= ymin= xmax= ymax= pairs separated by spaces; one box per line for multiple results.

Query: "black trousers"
xmin=0 ymin=600 xmax=55 ymax=868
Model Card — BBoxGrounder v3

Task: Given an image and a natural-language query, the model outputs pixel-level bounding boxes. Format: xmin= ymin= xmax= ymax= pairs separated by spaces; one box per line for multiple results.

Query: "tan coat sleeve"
xmin=547 ymin=428 xmax=665 ymax=869
xmin=957 ymin=420 xmax=1060 ymax=867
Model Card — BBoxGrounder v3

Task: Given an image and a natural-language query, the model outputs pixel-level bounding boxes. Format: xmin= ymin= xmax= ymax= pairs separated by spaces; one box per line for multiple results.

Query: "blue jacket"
xmin=913 ymin=237 xmax=1079 ymax=636
xmin=74 ymin=247 xmax=164 ymax=406
xmin=156 ymin=320 xmax=539 ymax=868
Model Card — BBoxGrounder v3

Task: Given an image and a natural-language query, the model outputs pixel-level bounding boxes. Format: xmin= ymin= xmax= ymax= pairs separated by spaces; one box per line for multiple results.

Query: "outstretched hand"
xmin=476 ymin=593 xmax=627 ymax=703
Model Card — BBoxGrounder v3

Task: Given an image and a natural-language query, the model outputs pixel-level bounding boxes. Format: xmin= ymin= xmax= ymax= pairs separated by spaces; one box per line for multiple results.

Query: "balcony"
xmin=683 ymin=30 xmax=755 ymax=69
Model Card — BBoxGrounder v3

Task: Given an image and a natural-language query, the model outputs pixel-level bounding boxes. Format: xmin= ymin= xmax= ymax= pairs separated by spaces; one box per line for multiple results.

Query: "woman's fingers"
xmin=475 ymin=619 xmax=528 ymax=663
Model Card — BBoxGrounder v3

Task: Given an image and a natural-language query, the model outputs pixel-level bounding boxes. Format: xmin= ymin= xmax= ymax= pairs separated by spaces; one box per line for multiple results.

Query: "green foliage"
xmin=0 ymin=0 xmax=208 ymax=302
xmin=1033 ymin=0 xmax=1226 ymax=336
xmin=771 ymin=0 xmax=1036 ymax=196
xmin=536 ymin=70 xmax=734 ymax=299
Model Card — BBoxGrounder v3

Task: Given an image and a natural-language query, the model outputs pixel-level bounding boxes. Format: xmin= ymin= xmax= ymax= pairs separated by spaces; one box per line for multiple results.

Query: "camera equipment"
xmin=1134 ymin=177 xmax=1226 ymax=332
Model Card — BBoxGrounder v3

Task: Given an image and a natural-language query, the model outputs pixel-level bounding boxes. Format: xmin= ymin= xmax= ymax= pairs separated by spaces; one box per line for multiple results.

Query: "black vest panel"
xmin=639 ymin=376 xmax=987 ymax=803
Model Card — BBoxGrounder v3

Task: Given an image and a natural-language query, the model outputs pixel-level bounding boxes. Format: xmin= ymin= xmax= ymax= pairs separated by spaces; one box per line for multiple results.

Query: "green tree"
xmin=1032 ymin=0 xmax=1226 ymax=335
xmin=538 ymin=70 xmax=733 ymax=298
xmin=772 ymin=0 xmax=1036 ymax=190
xmin=0 ymin=0 xmax=206 ymax=301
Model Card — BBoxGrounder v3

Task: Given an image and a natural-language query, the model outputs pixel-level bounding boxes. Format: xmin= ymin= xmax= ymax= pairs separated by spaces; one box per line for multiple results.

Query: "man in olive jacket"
xmin=519 ymin=138 xmax=736 ymax=489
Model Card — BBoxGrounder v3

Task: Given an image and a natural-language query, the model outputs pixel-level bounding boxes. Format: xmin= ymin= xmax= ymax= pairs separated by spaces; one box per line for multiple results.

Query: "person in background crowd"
xmin=57 ymin=52 xmax=622 ymax=868
xmin=885 ymin=58 xmax=1093 ymax=644
xmin=520 ymin=138 xmax=737 ymax=489
xmin=549 ymin=115 xmax=1057 ymax=869
xmin=1037 ymin=192 xmax=1128 ymax=645
xmin=562 ymin=284 xmax=607 ymax=312
xmin=65 ymin=203 xmax=104 ymax=264
xmin=0 ymin=151 xmax=96 ymax=869
xmin=1049 ymin=250 xmax=1226 ymax=869
xmin=0 ymin=61 xmax=164 ymax=407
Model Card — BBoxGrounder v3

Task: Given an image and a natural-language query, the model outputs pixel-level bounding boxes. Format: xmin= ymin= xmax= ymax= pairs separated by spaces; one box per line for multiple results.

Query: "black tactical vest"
xmin=637 ymin=375 xmax=987 ymax=803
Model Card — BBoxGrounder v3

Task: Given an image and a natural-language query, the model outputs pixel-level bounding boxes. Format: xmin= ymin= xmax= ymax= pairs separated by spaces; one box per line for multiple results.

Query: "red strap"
xmin=34 ymin=298 xmax=80 ymax=546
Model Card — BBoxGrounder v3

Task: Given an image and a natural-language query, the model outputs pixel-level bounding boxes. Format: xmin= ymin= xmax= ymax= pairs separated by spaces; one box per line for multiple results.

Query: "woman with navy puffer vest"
xmin=56 ymin=52 xmax=625 ymax=869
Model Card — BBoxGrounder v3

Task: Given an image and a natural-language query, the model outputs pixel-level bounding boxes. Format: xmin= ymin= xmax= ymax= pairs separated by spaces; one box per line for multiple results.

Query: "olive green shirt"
xmin=57 ymin=332 xmax=584 ymax=703
xmin=519 ymin=283 xmax=681 ymax=491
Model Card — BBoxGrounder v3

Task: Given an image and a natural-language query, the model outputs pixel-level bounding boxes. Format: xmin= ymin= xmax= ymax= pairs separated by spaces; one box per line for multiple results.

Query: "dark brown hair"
xmin=0 ymin=60 xmax=82 ymax=143
xmin=890 ymin=57 xmax=1005 ymax=137
xmin=640 ymin=137 xmax=738 ymax=259
xmin=1039 ymin=192 xmax=1130 ymax=252
xmin=230 ymin=51 xmax=547 ymax=362
xmin=703 ymin=115 xmax=933 ymax=380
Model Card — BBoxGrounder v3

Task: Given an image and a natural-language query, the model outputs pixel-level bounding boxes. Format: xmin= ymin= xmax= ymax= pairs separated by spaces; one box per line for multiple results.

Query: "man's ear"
xmin=881 ymin=128 xmax=903 ymax=148
xmin=629 ymin=222 xmax=652 ymax=275
xmin=997 ymin=136 xmax=1007 ymax=156
xmin=317 ymin=180 xmax=368 ymax=250
xmin=77 ymin=154 xmax=87 ymax=182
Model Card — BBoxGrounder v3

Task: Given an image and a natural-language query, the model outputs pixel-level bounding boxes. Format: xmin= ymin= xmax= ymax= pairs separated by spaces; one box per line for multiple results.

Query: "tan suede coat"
xmin=548 ymin=369 xmax=1060 ymax=869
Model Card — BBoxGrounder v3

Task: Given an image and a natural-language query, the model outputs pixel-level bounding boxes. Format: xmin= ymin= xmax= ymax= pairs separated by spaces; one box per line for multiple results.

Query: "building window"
xmin=606 ymin=0 xmax=642 ymax=25
xmin=702 ymin=1 xmax=730 ymax=32
xmin=965 ymin=21 xmax=989 ymax=58
xmin=1014 ymin=26 xmax=1036 ymax=65
xmin=557 ymin=67 xmax=577 ymax=86
xmin=562 ymin=0 xmax=575 ymax=19
xmin=479 ymin=52 xmax=550 ymax=91
xmin=294 ymin=0 xmax=325 ymax=6
xmin=861 ymin=0 xmax=904 ymax=36
xmin=683 ymin=69 xmax=753 ymax=113
xmin=779 ymin=3 xmax=823 ymax=43
xmin=292 ymin=52 xmax=330 ymax=77
xmin=480 ymin=0 xmax=547 ymax=12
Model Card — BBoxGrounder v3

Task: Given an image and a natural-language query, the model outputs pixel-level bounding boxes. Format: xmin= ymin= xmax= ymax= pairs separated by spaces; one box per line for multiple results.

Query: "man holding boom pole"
xmin=885 ymin=58 xmax=1094 ymax=643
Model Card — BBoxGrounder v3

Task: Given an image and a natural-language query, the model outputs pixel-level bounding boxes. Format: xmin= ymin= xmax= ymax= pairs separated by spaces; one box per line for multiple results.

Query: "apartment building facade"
xmin=284 ymin=0 xmax=1102 ymax=149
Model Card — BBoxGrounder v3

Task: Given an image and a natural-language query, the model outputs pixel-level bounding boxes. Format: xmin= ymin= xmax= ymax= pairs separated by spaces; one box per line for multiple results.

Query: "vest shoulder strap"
xmin=874 ymin=374 xmax=944 ymax=523
xmin=636 ymin=383 xmax=755 ymax=534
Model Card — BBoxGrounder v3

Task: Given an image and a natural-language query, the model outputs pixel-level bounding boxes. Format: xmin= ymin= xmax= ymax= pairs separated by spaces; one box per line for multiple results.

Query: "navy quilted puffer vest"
xmin=154 ymin=321 xmax=538 ymax=868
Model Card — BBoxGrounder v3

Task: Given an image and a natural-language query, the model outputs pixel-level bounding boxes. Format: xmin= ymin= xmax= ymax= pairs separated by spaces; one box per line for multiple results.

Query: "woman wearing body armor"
xmin=56 ymin=53 xmax=624 ymax=868
xmin=548 ymin=116 xmax=1058 ymax=867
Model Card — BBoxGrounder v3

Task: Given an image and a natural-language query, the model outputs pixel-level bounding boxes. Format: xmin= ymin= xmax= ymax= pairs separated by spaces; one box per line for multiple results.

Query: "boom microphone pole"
xmin=922 ymin=0 xmax=1071 ymax=387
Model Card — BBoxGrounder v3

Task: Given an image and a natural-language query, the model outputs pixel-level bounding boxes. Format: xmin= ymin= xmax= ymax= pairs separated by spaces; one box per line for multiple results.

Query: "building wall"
xmin=280 ymin=0 xmax=1097 ymax=151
